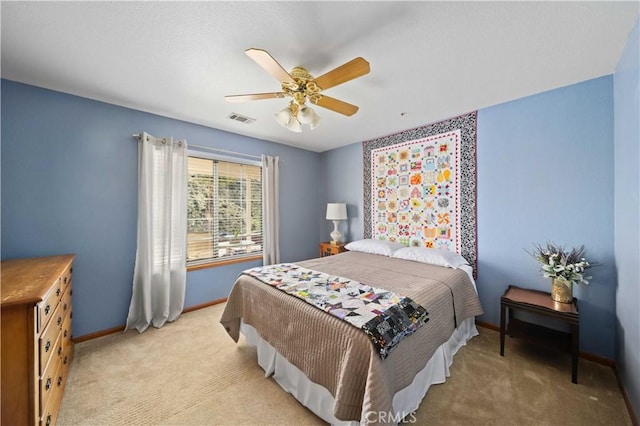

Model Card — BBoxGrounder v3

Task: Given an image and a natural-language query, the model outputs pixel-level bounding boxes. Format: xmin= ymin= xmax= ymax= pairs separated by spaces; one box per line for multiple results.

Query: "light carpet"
xmin=58 ymin=303 xmax=631 ymax=425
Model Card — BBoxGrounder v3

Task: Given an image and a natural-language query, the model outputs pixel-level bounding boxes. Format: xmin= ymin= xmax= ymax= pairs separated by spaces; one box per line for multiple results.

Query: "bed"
xmin=220 ymin=247 xmax=483 ymax=425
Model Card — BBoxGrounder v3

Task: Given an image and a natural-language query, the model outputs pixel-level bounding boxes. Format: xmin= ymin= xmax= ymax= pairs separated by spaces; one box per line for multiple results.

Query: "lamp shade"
xmin=326 ymin=203 xmax=347 ymax=220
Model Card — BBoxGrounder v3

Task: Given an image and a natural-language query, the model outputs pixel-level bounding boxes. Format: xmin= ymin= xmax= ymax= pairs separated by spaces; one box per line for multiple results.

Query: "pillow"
xmin=344 ymin=239 xmax=405 ymax=257
xmin=391 ymin=247 xmax=469 ymax=269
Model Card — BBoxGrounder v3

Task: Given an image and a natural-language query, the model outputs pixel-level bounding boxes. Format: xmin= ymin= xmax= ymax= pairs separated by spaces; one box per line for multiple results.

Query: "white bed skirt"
xmin=240 ymin=317 xmax=479 ymax=425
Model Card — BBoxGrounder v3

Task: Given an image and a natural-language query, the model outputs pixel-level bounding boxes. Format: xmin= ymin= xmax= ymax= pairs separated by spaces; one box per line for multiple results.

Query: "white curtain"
xmin=262 ymin=155 xmax=280 ymax=265
xmin=125 ymin=132 xmax=188 ymax=333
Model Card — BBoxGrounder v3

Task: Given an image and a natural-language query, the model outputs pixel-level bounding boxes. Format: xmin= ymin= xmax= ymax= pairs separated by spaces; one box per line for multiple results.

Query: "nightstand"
xmin=319 ymin=241 xmax=347 ymax=257
xmin=500 ymin=285 xmax=580 ymax=383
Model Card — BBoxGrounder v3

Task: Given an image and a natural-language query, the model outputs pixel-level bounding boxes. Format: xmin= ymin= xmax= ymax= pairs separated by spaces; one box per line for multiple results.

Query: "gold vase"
xmin=551 ymin=278 xmax=573 ymax=303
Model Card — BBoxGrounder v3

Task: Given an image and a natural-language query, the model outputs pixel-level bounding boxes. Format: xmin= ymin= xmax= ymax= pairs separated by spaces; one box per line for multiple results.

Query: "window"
xmin=187 ymin=155 xmax=262 ymax=266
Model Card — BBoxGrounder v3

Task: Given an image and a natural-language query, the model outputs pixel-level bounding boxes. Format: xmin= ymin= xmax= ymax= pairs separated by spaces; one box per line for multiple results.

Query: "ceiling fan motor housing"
xmin=283 ymin=67 xmax=321 ymax=105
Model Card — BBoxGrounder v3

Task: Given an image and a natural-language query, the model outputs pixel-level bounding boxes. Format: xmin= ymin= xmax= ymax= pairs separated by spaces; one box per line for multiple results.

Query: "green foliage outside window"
xmin=187 ymin=157 xmax=263 ymax=263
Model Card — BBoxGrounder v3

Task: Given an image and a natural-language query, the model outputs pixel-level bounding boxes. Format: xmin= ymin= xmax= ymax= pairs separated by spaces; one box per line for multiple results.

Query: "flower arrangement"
xmin=529 ymin=242 xmax=594 ymax=285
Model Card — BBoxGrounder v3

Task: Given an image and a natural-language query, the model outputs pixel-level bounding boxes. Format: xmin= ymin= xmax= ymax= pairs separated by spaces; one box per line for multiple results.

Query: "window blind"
xmin=187 ymin=156 xmax=263 ymax=265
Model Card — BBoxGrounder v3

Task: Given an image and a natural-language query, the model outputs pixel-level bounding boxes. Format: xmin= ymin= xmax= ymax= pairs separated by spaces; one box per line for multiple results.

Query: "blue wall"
xmin=319 ymin=142 xmax=364 ymax=244
xmin=614 ymin=17 xmax=640 ymax=418
xmin=321 ymin=76 xmax=616 ymax=358
xmin=478 ymin=76 xmax=615 ymax=358
xmin=0 ymin=73 xmax=623 ymax=360
xmin=1 ymin=80 xmax=322 ymax=337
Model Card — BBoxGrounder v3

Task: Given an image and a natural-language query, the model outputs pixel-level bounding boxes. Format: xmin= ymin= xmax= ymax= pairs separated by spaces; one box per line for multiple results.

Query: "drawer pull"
xmin=46 ymin=415 xmax=52 ymax=426
xmin=64 ymin=355 xmax=68 ymax=365
xmin=57 ymin=316 xmax=63 ymax=326
xmin=58 ymin=346 xmax=63 ymax=356
xmin=57 ymin=375 xmax=63 ymax=386
xmin=56 ymin=288 xmax=61 ymax=297
xmin=64 ymin=303 xmax=68 ymax=311
xmin=64 ymin=329 xmax=68 ymax=338
xmin=45 ymin=377 xmax=52 ymax=390
xmin=44 ymin=304 xmax=51 ymax=315
xmin=45 ymin=340 xmax=51 ymax=352
xmin=64 ymin=276 xmax=68 ymax=284
xmin=70 ymin=267 xmax=73 ymax=274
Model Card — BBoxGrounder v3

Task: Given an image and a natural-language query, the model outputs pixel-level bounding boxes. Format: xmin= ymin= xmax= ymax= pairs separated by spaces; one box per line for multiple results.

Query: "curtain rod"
xmin=132 ymin=134 xmax=262 ymax=160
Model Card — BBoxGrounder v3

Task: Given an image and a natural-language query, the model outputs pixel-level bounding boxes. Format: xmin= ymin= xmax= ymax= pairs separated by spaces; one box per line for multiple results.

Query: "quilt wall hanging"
xmin=363 ymin=111 xmax=477 ymax=276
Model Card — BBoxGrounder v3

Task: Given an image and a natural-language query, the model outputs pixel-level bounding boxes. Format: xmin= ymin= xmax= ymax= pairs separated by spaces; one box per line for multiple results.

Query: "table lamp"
xmin=326 ymin=203 xmax=347 ymax=244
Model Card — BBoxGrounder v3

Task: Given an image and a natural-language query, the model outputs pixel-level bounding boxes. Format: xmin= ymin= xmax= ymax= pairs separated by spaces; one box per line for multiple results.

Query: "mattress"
xmin=220 ymin=251 xmax=484 ymax=424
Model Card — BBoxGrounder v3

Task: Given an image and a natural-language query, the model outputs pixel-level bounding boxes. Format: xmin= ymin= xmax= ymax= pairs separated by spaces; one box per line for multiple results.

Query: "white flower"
xmin=529 ymin=243 xmax=596 ymax=286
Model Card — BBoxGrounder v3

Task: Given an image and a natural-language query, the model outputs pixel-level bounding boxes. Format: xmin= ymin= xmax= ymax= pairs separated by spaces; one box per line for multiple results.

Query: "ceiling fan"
xmin=225 ymin=48 xmax=370 ymax=132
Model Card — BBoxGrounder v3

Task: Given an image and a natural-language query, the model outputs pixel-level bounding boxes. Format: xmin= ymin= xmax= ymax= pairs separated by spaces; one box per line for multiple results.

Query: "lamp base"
xmin=330 ymin=222 xmax=343 ymax=244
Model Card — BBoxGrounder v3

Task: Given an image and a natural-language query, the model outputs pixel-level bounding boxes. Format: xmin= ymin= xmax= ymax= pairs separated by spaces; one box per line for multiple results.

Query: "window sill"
xmin=187 ymin=254 xmax=263 ymax=271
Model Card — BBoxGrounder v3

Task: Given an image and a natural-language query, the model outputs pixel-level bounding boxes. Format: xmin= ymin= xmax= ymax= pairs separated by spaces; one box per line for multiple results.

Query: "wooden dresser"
xmin=1 ymin=254 xmax=75 ymax=426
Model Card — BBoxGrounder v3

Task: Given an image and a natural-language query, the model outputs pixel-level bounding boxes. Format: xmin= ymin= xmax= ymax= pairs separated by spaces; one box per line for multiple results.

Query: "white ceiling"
xmin=2 ymin=1 xmax=638 ymax=153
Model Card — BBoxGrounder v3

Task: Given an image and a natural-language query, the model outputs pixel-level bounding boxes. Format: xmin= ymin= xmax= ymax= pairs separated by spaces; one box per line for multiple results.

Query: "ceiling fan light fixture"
xmin=275 ymin=105 xmax=303 ymax=132
xmin=309 ymin=117 xmax=321 ymax=130
xmin=288 ymin=116 xmax=302 ymax=132
xmin=274 ymin=106 xmax=293 ymax=127
xmin=297 ymin=105 xmax=321 ymax=130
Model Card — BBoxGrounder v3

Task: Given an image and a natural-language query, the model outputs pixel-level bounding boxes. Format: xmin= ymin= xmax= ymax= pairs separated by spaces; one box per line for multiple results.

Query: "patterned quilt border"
xmin=362 ymin=111 xmax=477 ymax=277
xmin=243 ymin=263 xmax=429 ymax=359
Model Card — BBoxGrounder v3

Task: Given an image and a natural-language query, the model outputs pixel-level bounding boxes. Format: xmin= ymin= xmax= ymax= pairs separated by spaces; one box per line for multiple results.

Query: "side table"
xmin=319 ymin=241 xmax=347 ymax=257
xmin=500 ymin=285 xmax=580 ymax=384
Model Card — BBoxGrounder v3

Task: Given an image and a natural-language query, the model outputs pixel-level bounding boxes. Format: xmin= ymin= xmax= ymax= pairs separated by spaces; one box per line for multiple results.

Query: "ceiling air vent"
xmin=227 ymin=113 xmax=255 ymax=124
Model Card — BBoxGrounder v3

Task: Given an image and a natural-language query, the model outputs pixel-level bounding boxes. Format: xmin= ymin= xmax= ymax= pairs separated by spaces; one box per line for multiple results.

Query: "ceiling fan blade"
xmin=314 ymin=57 xmax=370 ymax=91
xmin=225 ymin=92 xmax=286 ymax=102
xmin=245 ymin=48 xmax=296 ymax=85
xmin=313 ymin=95 xmax=359 ymax=116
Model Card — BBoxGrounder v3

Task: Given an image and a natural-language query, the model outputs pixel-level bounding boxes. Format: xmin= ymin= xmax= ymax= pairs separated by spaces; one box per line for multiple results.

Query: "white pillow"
xmin=344 ymin=239 xmax=406 ymax=257
xmin=391 ymin=247 xmax=469 ymax=269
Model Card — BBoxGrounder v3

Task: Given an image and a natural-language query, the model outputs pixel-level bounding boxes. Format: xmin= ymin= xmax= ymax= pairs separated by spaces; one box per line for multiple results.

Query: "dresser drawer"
xmin=55 ymin=353 xmax=68 ymax=394
xmin=40 ymin=403 xmax=58 ymax=426
xmin=38 ymin=278 xmax=62 ymax=332
xmin=41 ymin=346 xmax=70 ymax=426
xmin=39 ymin=337 xmax=61 ymax=413
xmin=61 ymin=308 xmax=72 ymax=349
xmin=61 ymin=340 xmax=74 ymax=372
xmin=40 ymin=361 xmax=63 ymax=426
xmin=61 ymin=284 xmax=72 ymax=318
xmin=61 ymin=265 xmax=72 ymax=292
xmin=39 ymin=301 xmax=64 ymax=374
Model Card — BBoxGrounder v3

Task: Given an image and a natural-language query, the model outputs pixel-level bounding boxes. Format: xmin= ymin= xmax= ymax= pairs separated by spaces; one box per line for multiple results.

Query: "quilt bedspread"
xmin=243 ymin=263 xmax=429 ymax=359
xmin=220 ymin=251 xmax=483 ymax=423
